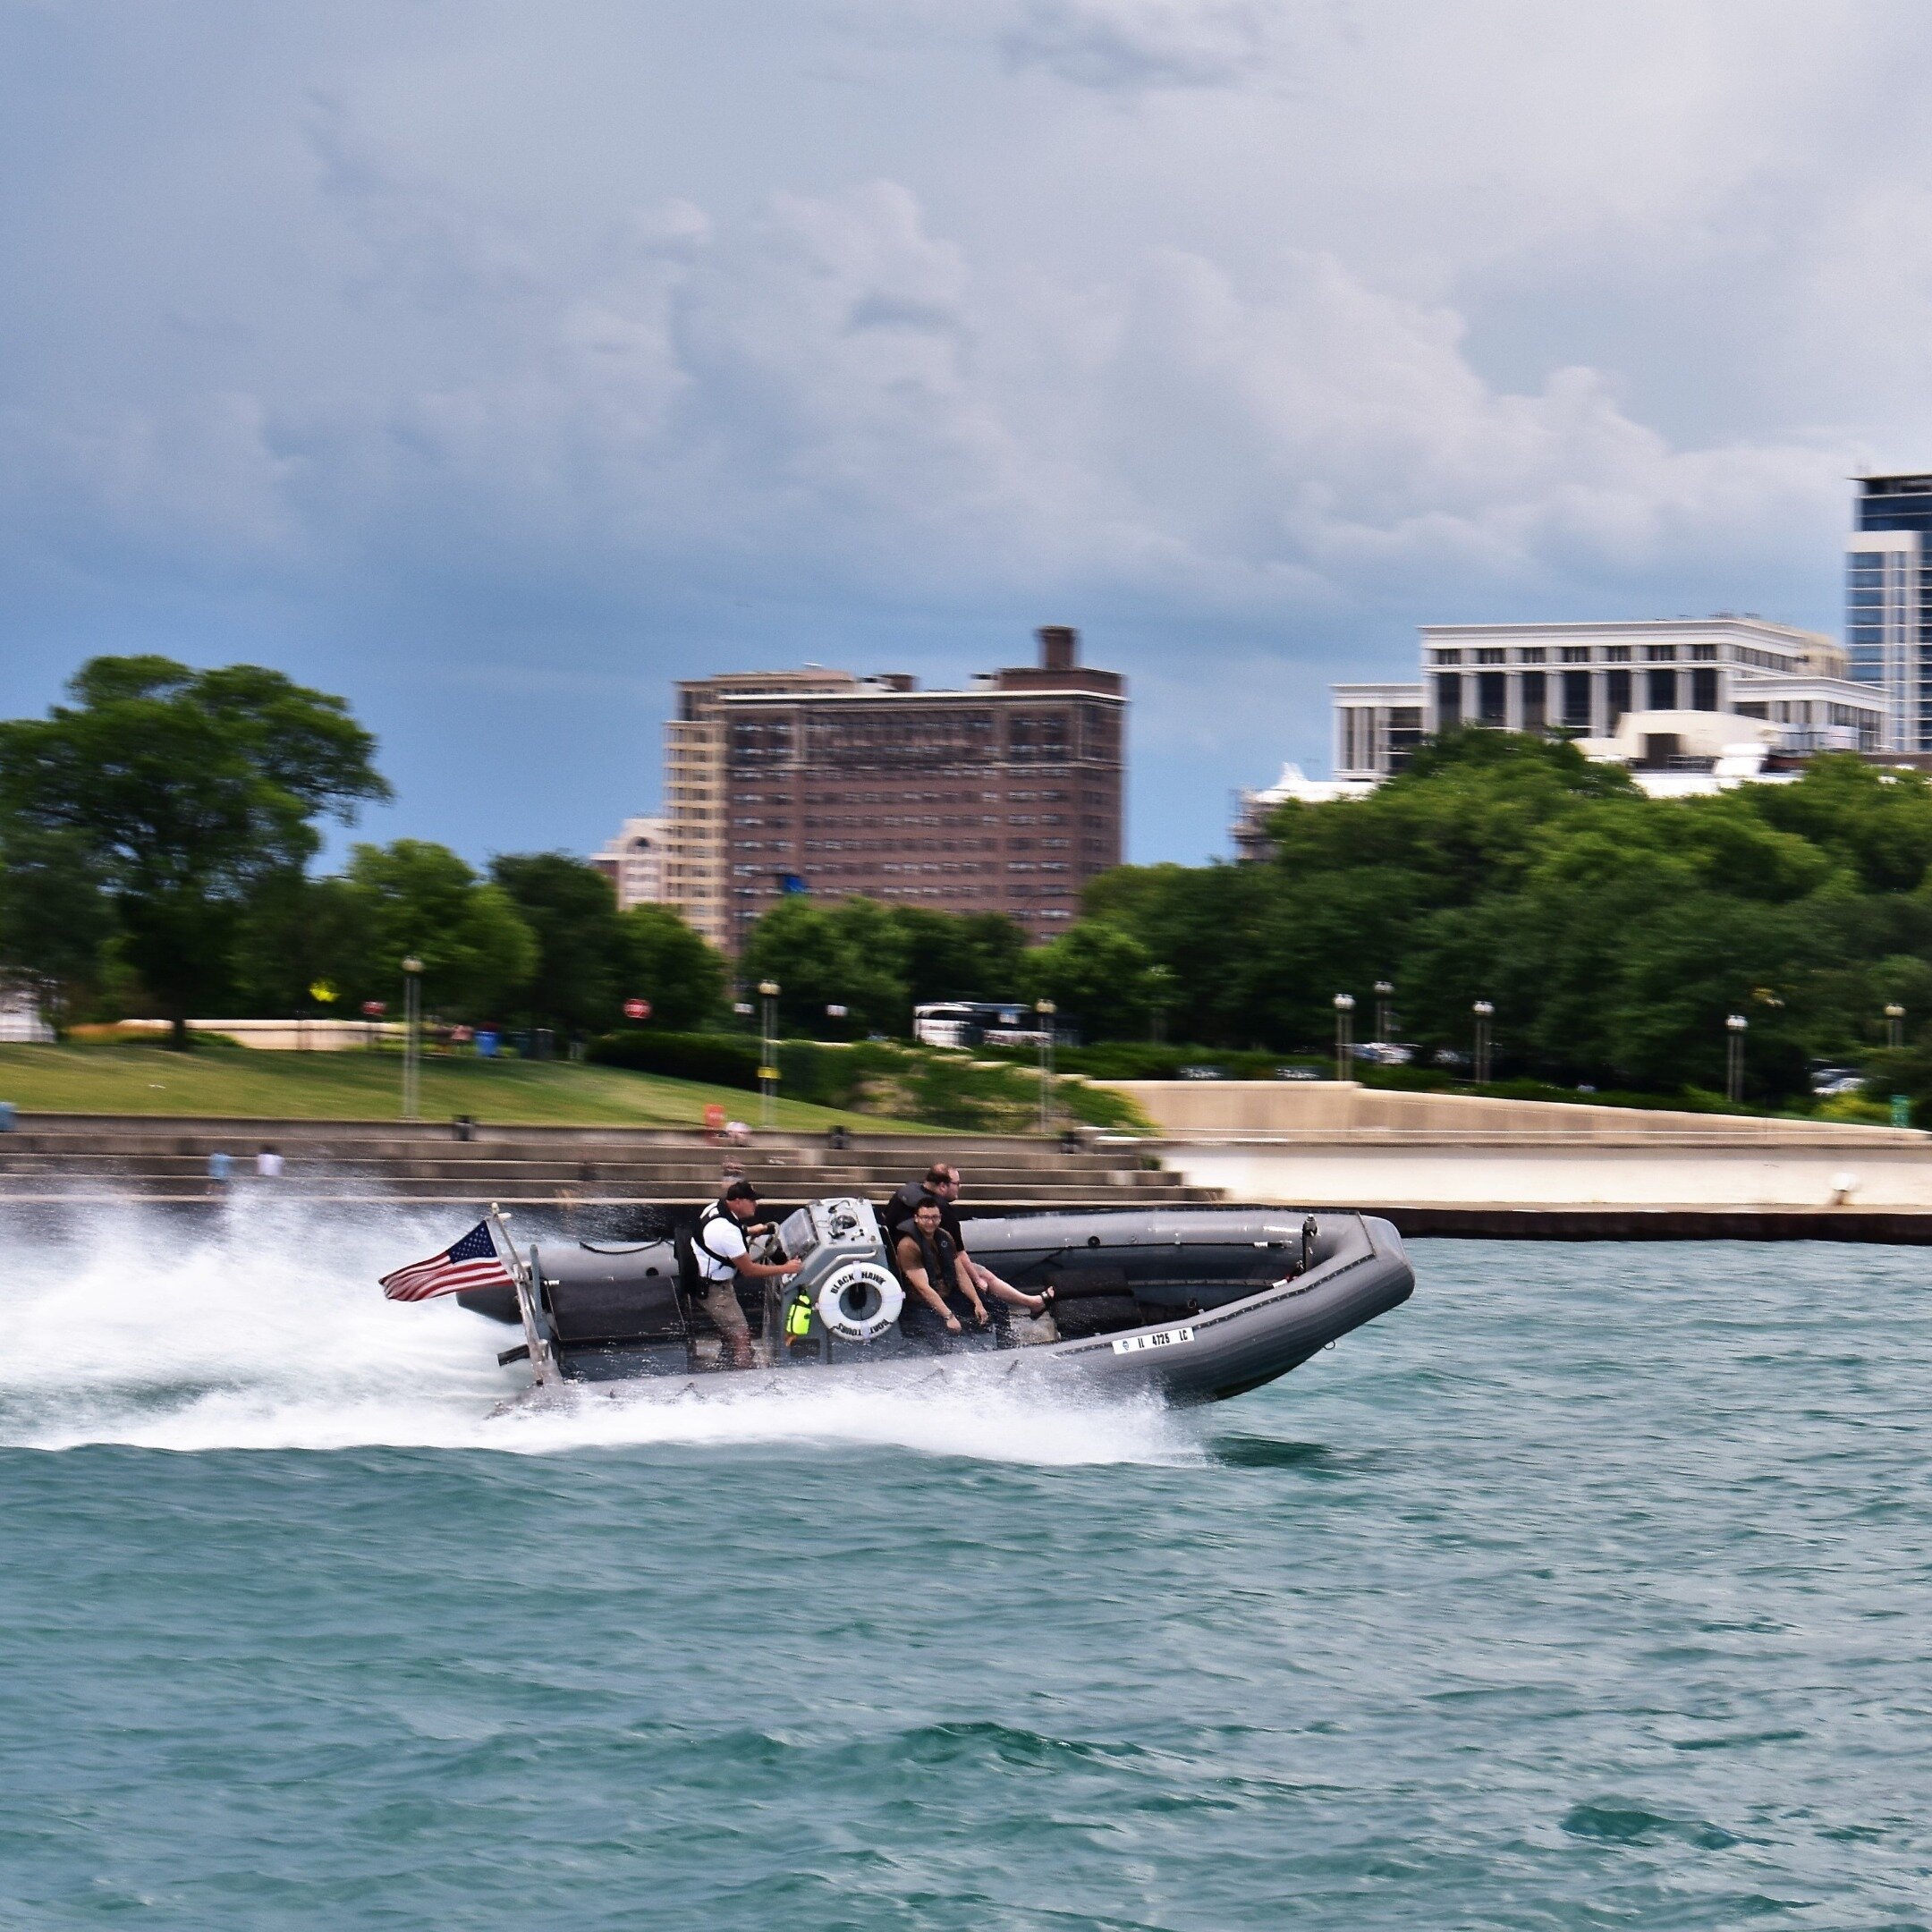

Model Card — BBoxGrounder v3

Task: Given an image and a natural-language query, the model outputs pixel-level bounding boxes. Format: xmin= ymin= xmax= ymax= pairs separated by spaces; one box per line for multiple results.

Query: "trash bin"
xmin=0 ymin=1101 xmax=15 ymax=1132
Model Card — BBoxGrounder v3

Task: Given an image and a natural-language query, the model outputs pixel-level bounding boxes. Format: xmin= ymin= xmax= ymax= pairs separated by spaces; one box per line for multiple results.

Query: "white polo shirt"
xmin=695 ymin=1211 xmax=749 ymax=1283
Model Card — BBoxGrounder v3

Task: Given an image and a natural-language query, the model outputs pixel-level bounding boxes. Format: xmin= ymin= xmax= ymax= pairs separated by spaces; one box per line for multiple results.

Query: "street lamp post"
xmin=1036 ymin=1000 xmax=1057 ymax=1135
xmin=1885 ymin=1002 xmax=1906 ymax=1052
xmin=1373 ymin=980 xmax=1394 ymax=1045
xmin=1147 ymin=964 xmax=1175 ymax=1046
xmin=1472 ymin=1001 xmax=1495 ymax=1086
xmin=758 ymin=981 xmax=780 ymax=1129
xmin=1333 ymin=994 xmax=1355 ymax=1082
xmin=1725 ymin=1013 xmax=1749 ymax=1105
xmin=401 ymin=956 xmax=423 ymax=1121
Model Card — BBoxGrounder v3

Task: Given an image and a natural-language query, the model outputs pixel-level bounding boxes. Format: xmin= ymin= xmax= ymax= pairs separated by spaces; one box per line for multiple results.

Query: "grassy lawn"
xmin=0 ymin=1040 xmax=937 ymax=1132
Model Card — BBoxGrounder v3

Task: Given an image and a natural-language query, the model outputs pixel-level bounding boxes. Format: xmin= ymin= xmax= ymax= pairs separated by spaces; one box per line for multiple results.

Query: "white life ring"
xmin=816 ymin=1262 xmax=903 ymax=1343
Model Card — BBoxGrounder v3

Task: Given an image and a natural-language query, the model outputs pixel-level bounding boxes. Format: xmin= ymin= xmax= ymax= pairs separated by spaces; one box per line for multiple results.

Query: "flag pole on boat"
xmin=488 ymin=1202 xmax=557 ymax=1386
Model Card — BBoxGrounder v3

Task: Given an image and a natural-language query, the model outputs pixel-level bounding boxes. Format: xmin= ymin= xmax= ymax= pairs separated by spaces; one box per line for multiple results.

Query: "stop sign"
xmin=623 ymin=998 xmax=651 ymax=1021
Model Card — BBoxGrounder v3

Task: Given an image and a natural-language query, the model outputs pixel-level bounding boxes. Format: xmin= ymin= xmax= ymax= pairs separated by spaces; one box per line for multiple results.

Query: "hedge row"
xmin=978 ymin=1040 xmax=1326 ymax=1081
xmin=585 ymin=1030 xmax=1150 ymax=1133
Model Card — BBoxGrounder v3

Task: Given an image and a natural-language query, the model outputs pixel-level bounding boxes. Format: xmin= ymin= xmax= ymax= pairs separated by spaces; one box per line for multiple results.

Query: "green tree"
xmin=344 ymin=840 xmax=538 ymax=1020
xmin=0 ymin=657 xmax=390 ymax=1046
xmin=229 ymin=872 xmax=370 ymax=1021
xmin=489 ymin=852 xmax=627 ymax=1036
xmin=1085 ymin=732 xmax=1932 ymax=1101
xmin=890 ymin=907 xmax=1030 ymax=1006
xmin=1020 ymin=919 xmax=1157 ymax=1040
xmin=620 ymin=903 xmax=729 ymax=1031
xmin=739 ymin=896 xmax=911 ymax=1036
xmin=0 ymin=824 xmax=119 ymax=1028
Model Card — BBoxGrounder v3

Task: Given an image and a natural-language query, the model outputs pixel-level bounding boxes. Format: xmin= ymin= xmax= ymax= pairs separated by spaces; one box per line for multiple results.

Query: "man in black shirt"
xmin=884 ymin=1164 xmax=1050 ymax=1326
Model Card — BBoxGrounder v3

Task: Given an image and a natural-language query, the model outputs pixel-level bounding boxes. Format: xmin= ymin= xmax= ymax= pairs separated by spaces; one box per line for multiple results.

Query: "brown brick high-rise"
xmin=663 ymin=628 xmax=1126 ymax=950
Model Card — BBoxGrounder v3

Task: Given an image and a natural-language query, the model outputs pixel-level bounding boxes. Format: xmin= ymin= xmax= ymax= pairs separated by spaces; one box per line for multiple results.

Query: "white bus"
xmin=912 ymin=1002 xmax=1074 ymax=1048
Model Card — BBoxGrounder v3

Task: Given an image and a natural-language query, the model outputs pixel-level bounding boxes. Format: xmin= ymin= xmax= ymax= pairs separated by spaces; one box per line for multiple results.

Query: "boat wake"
xmin=0 ymin=1198 xmax=1199 ymax=1465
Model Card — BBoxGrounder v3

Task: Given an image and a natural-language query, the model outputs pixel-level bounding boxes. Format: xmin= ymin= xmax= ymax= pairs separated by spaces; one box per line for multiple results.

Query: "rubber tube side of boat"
xmin=1025 ymin=1213 xmax=1413 ymax=1403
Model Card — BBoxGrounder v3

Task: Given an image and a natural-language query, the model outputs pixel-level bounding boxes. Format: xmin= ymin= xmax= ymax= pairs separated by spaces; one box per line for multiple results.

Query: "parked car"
xmin=1275 ymin=1065 xmax=1325 ymax=1081
xmin=1809 ymin=1065 xmax=1866 ymax=1097
xmin=1352 ymin=1041 xmax=1417 ymax=1066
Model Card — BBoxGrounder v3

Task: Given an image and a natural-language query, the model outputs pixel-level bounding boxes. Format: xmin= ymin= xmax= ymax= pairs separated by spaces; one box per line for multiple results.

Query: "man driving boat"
xmin=693 ymin=1180 xmax=801 ymax=1367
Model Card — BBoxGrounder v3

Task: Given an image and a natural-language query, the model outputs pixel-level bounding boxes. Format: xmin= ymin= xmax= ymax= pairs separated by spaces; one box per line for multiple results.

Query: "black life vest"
xmin=694 ymin=1200 xmax=744 ymax=1278
xmin=900 ymin=1221 xmax=965 ymax=1307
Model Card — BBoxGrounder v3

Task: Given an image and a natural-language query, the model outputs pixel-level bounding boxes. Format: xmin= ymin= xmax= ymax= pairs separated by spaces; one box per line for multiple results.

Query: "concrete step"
xmin=0 ymin=1158 xmax=1180 ymax=1190
xmin=0 ymin=1183 xmax=1224 ymax=1208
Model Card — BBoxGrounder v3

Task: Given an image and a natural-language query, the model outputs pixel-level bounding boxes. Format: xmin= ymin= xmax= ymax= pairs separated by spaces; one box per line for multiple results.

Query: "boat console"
xmin=769 ymin=1196 xmax=910 ymax=1360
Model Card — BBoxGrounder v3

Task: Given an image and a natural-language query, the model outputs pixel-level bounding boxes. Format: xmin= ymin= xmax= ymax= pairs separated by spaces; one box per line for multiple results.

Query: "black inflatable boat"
xmin=461 ymin=1199 xmax=1414 ymax=1407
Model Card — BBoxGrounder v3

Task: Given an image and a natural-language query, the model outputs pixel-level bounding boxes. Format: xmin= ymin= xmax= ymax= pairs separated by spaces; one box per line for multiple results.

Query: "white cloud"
xmin=999 ymin=0 xmax=1288 ymax=89
xmin=2 ymin=0 xmax=1929 ymax=860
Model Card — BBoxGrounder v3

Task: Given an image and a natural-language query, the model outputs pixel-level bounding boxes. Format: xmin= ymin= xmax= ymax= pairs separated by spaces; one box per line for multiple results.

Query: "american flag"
xmin=380 ymin=1221 xmax=517 ymax=1302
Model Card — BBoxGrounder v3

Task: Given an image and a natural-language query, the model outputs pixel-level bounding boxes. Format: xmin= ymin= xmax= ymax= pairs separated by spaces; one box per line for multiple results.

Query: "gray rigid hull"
xmin=466 ymin=1203 xmax=1413 ymax=1406
xmin=973 ymin=1208 xmax=1412 ymax=1403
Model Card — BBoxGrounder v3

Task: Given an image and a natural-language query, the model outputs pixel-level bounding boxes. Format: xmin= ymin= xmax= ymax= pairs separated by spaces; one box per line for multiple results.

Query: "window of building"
xmin=1644 ymin=645 xmax=1678 ymax=662
xmin=1516 ymin=648 xmax=1546 ymax=665
xmin=1521 ymin=672 xmax=1546 ymax=732
xmin=1690 ymin=667 xmax=1719 ymax=711
xmin=1431 ymin=648 xmax=1462 ymax=665
xmin=1435 ymin=672 xmax=1462 ymax=729
xmin=1646 ymin=667 xmax=1677 ymax=710
xmin=1559 ymin=646 xmax=1592 ymax=664
xmin=1604 ymin=646 xmax=1632 ymax=663
xmin=1477 ymin=672 xmax=1508 ymax=724
xmin=1607 ymin=668 xmax=1632 ymax=728
xmin=1562 ymin=670 xmax=1592 ymax=729
xmin=1385 ymin=708 xmax=1424 ymax=769
xmin=1690 ymin=644 xmax=1717 ymax=661
xmin=1476 ymin=648 xmax=1506 ymax=665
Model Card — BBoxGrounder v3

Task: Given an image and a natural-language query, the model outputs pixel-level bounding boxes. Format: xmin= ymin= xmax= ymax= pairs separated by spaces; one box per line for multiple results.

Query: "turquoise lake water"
xmin=1 ymin=1206 xmax=1928 ymax=1928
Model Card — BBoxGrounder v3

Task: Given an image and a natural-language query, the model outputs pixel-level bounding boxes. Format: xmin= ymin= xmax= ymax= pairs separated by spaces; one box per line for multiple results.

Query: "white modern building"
xmin=1332 ymin=618 xmax=1882 ymax=782
xmin=590 ymin=815 xmax=668 ymax=911
xmin=1234 ymin=616 xmax=1891 ymax=846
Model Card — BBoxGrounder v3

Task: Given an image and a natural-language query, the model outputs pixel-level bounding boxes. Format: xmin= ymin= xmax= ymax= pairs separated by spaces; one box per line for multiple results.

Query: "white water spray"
xmin=0 ymin=1196 xmax=1198 ymax=1464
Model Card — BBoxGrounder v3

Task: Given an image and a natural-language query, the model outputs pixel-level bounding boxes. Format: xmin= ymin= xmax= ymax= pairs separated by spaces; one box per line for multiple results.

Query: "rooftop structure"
xmin=589 ymin=815 xmax=668 ymax=911
xmin=664 ymin=629 xmax=1126 ymax=950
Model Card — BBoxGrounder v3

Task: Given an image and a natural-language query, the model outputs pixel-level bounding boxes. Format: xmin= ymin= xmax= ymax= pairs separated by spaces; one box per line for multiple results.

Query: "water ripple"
xmin=2 ymin=1227 xmax=1931 ymax=1927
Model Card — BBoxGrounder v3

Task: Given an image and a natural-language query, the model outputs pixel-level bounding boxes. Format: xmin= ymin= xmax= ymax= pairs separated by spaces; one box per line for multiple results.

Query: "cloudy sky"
xmin=3 ymin=0 xmax=1928 ymax=864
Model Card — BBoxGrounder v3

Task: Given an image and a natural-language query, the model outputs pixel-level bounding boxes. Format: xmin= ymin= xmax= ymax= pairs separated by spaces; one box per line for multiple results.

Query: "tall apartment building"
xmin=664 ymin=628 xmax=1125 ymax=950
xmin=1847 ymin=474 xmax=1932 ymax=752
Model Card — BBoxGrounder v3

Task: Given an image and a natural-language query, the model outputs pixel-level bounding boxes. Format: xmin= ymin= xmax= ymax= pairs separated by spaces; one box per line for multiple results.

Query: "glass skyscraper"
xmin=1848 ymin=475 xmax=1932 ymax=752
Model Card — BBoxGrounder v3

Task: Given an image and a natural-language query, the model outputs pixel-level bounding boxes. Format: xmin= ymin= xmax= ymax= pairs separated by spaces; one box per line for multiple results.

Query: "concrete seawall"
xmin=1100 ymin=1081 xmax=1932 ymax=1224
